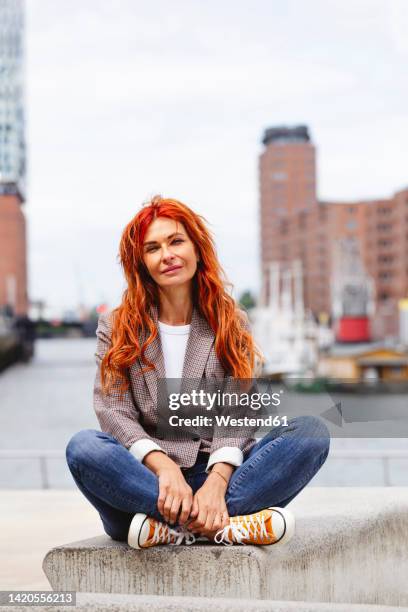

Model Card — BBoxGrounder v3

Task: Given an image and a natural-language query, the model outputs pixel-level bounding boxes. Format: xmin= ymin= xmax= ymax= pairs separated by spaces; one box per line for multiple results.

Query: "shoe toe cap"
xmin=270 ymin=507 xmax=295 ymax=544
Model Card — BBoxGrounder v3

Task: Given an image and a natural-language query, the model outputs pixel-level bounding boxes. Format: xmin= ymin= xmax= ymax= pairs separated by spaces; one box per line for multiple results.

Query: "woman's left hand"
xmin=186 ymin=472 xmax=230 ymax=538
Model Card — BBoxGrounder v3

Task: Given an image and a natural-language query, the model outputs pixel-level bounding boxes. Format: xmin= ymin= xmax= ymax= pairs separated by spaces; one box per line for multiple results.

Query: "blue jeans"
xmin=66 ymin=416 xmax=330 ymax=541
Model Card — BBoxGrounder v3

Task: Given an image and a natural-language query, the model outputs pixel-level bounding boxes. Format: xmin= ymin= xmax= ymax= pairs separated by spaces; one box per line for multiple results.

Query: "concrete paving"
xmin=0 ymin=489 xmax=103 ymax=590
xmin=42 ymin=488 xmax=408 ymax=607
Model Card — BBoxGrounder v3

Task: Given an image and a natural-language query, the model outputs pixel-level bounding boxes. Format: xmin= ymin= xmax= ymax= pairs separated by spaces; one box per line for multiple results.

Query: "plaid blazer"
xmin=93 ymin=303 xmax=258 ymax=468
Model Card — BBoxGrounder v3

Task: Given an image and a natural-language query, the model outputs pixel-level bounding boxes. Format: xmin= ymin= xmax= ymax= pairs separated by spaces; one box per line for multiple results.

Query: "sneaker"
xmin=128 ymin=513 xmax=196 ymax=549
xmin=214 ymin=507 xmax=295 ymax=546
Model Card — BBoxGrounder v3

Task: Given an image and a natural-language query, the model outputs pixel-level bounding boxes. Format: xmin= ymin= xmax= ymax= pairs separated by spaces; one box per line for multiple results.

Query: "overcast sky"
xmin=25 ymin=0 xmax=408 ymax=315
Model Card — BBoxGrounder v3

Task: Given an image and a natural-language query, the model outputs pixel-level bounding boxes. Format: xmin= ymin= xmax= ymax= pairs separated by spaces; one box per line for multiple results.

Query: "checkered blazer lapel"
xmin=142 ymin=303 xmax=216 ymax=405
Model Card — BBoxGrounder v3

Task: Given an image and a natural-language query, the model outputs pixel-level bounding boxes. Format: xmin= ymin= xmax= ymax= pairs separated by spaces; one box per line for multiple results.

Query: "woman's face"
xmin=142 ymin=217 xmax=199 ymax=290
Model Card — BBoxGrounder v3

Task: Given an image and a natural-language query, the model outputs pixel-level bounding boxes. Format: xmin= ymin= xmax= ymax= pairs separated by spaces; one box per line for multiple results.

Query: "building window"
xmin=298 ymin=212 xmax=307 ymax=228
xmin=271 ymin=172 xmax=287 ymax=181
xmin=280 ymin=220 xmax=289 ymax=234
xmin=378 ymin=255 xmax=393 ymax=264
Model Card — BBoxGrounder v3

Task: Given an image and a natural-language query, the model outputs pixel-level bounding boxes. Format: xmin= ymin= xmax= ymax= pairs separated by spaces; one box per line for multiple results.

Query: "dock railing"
xmin=1 ymin=449 xmax=408 ymax=489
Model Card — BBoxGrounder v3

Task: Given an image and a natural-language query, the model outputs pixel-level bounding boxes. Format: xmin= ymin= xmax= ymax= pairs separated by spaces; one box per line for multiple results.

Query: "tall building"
xmin=0 ymin=0 xmax=28 ymax=315
xmin=259 ymin=125 xmax=317 ymax=306
xmin=259 ymin=125 xmax=408 ymax=339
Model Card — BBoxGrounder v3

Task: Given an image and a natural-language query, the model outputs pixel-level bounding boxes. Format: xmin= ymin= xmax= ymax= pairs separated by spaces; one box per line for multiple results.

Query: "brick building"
xmin=259 ymin=125 xmax=408 ymax=339
xmin=0 ymin=192 xmax=28 ymax=315
xmin=0 ymin=0 xmax=28 ymax=316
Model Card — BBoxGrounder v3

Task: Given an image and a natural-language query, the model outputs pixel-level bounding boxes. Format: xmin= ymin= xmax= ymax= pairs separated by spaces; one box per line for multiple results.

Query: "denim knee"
xmin=65 ymin=429 xmax=101 ymax=468
xmin=290 ymin=415 xmax=330 ymax=462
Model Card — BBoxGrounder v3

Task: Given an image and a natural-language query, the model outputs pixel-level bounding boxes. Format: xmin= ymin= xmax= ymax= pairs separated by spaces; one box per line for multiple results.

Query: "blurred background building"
xmin=0 ymin=0 xmax=28 ymax=316
xmin=259 ymin=125 xmax=408 ymax=342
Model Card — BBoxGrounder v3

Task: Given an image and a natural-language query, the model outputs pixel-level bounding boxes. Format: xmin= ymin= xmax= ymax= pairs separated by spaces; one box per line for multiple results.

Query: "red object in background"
xmin=96 ymin=303 xmax=108 ymax=314
xmin=337 ymin=317 xmax=370 ymax=342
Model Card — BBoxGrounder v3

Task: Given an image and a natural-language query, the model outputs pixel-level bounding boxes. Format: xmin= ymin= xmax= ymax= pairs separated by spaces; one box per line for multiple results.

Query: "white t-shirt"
xmin=158 ymin=320 xmax=191 ymax=380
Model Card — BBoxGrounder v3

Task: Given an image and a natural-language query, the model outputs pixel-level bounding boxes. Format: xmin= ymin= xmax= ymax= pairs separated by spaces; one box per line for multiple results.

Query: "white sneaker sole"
xmin=128 ymin=513 xmax=149 ymax=549
xmin=268 ymin=507 xmax=295 ymax=545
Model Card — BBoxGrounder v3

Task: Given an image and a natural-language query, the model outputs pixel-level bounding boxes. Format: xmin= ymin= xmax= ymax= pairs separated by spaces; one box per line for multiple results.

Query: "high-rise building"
xmin=259 ymin=125 xmax=317 ymax=311
xmin=0 ymin=0 xmax=28 ymax=315
xmin=259 ymin=125 xmax=408 ymax=339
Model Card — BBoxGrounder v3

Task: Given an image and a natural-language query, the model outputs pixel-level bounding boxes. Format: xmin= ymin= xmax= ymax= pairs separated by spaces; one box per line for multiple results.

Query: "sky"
xmin=24 ymin=0 xmax=408 ymax=315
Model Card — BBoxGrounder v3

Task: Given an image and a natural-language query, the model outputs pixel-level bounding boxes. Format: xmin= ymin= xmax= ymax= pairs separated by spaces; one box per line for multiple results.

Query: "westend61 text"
xmin=168 ymin=415 xmax=289 ymax=427
xmin=168 ymin=389 xmax=283 ymax=411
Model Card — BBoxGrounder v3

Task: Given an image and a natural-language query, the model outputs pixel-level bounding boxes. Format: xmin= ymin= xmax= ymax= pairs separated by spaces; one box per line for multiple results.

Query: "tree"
xmin=238 ymin=290 xmax=256 ymax=311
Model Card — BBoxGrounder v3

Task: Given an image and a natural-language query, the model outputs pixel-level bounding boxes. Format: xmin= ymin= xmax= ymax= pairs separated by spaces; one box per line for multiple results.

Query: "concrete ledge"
xmin=1 ymin=593 xmax=408 ymax=612
xmin=43 ymin=488 xmax=408 ymax=606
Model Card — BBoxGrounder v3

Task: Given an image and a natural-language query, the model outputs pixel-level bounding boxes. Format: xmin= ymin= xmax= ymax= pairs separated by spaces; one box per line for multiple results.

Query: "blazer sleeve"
xmin=206 ymin=309 xmax=261 ymax=470
xmin=93 ymin=312 xmax=160 ymax=450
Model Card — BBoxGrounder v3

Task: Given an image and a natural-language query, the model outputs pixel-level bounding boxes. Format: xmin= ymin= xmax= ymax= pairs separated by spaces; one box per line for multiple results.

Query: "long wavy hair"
xmin=101 ymin=195 xmax=264 ymax=395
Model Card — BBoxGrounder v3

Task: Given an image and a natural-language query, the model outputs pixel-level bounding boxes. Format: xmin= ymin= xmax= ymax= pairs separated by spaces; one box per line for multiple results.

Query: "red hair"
xmin=101 ymin=195 xmax=263 ymax=394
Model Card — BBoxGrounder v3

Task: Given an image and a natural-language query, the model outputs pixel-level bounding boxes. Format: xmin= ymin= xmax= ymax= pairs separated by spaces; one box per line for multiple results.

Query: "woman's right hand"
xmin=143 ymin=451 xmax=193 ymax=525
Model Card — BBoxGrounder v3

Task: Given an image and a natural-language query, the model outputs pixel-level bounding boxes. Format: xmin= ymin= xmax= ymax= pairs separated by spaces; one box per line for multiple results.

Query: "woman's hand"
xmin=143 ymin=451 xmax=193 ymax=525
xmin=187 ymin=471 xmax=230 ymax=538
xmin=157 ymin=464 xmax=194 ymax=525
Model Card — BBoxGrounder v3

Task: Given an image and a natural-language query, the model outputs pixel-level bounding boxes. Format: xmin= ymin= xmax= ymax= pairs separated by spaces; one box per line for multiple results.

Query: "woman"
xmin=66 ymin=195 xmax=330 ymax=549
